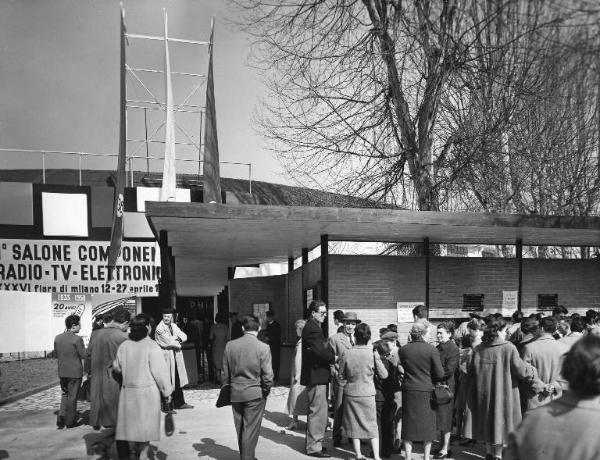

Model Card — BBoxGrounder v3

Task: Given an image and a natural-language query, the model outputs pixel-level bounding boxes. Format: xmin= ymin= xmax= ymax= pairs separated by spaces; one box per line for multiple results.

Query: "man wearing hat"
xmin=374 ymin=331 xmax=403 ymax=458
xmin=328 ymin=311 xmax=360 ymax=447
xmin=155 ymin=308 xmax=193 ymax=410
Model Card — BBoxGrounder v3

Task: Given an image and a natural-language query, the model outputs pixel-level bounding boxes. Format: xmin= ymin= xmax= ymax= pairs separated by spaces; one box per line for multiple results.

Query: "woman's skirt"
xmin=436 ymin=395 xmax=455 ymax=433
xmin=401 ymin=390 xmax=437 ymax=442
xmin=342 ymin=395 xmax=378 ymax=439
xmin=286 ymin=383 xmax=309 ymax=416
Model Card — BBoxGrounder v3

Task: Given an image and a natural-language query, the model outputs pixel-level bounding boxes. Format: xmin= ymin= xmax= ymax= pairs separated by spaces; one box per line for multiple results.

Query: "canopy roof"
xmin=145 ymin=202 xmax=600 ymax=296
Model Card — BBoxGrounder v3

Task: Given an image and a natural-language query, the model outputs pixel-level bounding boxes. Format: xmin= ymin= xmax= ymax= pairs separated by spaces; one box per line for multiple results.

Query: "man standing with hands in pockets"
xmin=222 ymin=315 xmax=273 ymax=460
xmin=302 ymin=300 xmax=336 ymax=457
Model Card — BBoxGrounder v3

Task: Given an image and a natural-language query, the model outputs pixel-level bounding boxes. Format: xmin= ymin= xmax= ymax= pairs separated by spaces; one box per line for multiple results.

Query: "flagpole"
xmin=160 ymin=8 xmax=177 ymax=202
xmin=107 ymin=3 xmax=128 ymax=278
xmin=202 ymin=17 xmax=222 ymax=203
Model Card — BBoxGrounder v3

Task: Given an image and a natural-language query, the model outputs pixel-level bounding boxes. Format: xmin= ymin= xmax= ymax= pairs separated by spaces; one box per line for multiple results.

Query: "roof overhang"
xmin=145 ymin=202 xmax=600 ymax=296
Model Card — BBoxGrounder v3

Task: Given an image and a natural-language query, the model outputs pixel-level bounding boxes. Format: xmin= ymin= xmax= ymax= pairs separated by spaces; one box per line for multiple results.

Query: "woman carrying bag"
xmin=112 ymin=314 xmax=173 ymax=459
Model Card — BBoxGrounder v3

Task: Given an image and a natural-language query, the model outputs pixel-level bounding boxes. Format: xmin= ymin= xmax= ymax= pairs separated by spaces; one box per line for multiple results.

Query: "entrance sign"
xmin=0 ymin=239 xmax=161 ymax=296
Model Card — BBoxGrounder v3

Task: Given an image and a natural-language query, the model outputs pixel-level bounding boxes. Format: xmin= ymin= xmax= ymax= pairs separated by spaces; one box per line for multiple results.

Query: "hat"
xmin=381 ymin=331 xmax=398 ymax=341
xmin=161 ymin=307 xmax=175 ymax=314
xmin=342 ymin=311 xmax=361 ymax=323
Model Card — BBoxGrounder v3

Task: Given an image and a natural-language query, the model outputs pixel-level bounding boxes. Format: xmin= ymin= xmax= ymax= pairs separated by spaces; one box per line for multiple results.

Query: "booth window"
xmin=462 ymin=294 xmax=484 ymax=311
xmin=537 ymin=294 xmax=558 ymax=311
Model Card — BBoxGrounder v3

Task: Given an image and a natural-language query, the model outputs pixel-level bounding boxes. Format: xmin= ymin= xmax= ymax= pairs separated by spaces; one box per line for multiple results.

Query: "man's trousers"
xmin=306 ymin=384 xmax=328 ymax=454
xmin=59 ymin=377 xmax=81 ymax=426
xmin=332 ymin=383 xmax=344 ymax=443
xmin=232 ymin=398 xmax=266 ymax=460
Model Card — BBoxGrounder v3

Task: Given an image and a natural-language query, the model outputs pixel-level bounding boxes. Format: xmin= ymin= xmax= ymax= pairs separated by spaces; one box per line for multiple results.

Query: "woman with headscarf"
xmin=398 ymin=321 xmax=445 ymax=460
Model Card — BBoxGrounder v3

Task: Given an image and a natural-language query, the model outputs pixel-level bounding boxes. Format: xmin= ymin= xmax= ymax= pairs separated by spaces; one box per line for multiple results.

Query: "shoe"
xmin=433 ymin=451 xmax=452 ymax=459
xmin=65 ymin=421 xmax=81 ymax=428
xmin=56 ymin=416 xmax=65 ymax=429
xmin=176 ymin=403 xmax=194 ymax=409
xmin=485 ymin=455 xmax=494 ymax=460
xmin=460 ymin=439 xmax=476 ymax=447
xmin=307 ymin=453 xmax=331 ymax=458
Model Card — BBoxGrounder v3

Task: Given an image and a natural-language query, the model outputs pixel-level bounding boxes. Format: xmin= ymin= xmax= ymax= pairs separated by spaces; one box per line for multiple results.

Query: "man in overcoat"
xmin=265 ymin=310 xmax=282 ymax=381
xmin=302 ymin=300 xmax=336 ymax=457
xmin=89 ymin=306 xmax=130 ymax=458
xmin=222 ymin=315 xmax=273 ymax=460
xmin=521 ymin=316 xmax=568 ymax=410
xmin=155 ymin=308 xmax=193 ymax=409
xmin=54 ymin=314 xmax=86 ymax=428
xmin=328 ymin=310 xmax=359 ymax=447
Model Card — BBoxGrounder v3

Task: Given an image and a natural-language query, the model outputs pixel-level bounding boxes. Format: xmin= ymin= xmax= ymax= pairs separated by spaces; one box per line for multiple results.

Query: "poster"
xmin=502 ymin=291 xmax=518 ymax=311
xmin=51 ymin=292 xmax=92 ymax=346
xmin=397 ymin=302 xmax=422 ymax=323
xmin=0 ymin=239 xmax=160 ymax=296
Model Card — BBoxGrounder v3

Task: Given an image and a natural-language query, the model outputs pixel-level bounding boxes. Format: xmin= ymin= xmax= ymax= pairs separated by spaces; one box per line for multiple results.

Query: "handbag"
xmin=161 ymin=396 xmax=175 ymax=437
xmin=164 ymin=412 xmax=175 ymax=437
xmin=216 ymin=384 xmax=231 ymax=408
xmin=432 ymin=384 xmax=453 ymax=405
xmin=77 ymin=378 xmax=91 ymax=402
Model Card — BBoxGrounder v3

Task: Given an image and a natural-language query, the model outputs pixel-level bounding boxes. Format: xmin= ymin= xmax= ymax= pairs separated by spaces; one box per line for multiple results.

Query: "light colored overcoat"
xmin=521 ymin=335 xmax=568 ymax=410
xmin=469 ymin=339 xmax=536 ymax=445
xmin=113 ymin=337 xmax=173 ymax=442
xmin=89 ymin=325 xmax=128 ymax=427
xmin=155 ymin=320 xmax=189 ymax=387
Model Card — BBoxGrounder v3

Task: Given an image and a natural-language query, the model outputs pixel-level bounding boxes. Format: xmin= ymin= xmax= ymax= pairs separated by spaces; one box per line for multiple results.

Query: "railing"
xmin=0 ymin=148 xmax=253 ymax=194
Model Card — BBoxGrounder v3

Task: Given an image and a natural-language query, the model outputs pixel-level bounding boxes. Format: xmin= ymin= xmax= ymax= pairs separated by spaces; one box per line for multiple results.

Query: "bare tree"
xmin=229 ymin=0 xmax=595 ymax=214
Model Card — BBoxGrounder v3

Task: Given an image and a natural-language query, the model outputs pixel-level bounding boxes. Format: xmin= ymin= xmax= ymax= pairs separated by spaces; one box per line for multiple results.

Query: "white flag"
xmin=160 ymin=9 xmax=176 ymax=201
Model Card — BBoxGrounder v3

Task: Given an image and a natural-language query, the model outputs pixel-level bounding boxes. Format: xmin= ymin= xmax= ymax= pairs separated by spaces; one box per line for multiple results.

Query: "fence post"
xmin=42 ymin=151 xmax=46 ymax=184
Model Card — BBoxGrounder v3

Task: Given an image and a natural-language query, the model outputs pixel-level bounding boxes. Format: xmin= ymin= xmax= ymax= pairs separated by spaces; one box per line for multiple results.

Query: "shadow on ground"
xmin=263 ymin=410 xmax=293 ymax=428
xmin=193 ymin=438 xmax=239 ymax=459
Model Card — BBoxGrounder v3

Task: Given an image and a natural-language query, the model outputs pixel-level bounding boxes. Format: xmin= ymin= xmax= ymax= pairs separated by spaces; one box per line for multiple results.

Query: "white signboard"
xmin=502 ymin=291 xmax=518 ymax=311
xmin=0 ymin=239 xmax=160 ymax=296
xmin=52 ymin=293 xmax=93 ymax=346
xmin=397 ymin=302 xmax=423 ymax=323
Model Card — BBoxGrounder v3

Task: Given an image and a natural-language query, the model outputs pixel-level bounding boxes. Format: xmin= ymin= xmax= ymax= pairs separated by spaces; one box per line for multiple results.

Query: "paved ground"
xmin=0 ymin=386 xmax=487 ymax=460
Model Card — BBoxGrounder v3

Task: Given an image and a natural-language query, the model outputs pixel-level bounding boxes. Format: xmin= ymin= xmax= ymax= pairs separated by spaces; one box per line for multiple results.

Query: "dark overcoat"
xmin=89 ymin=325 xmax=128 ymax=427
xmin=301 ymin=317 xmax=335 ymax=385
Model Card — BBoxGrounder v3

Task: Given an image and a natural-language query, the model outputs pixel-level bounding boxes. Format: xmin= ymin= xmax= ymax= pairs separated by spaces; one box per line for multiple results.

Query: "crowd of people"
xmin=54 ymin=307 xmax=192 ymax=459
xmin=282 ymin=301 xmax=600 ymax=460
xmin=52 ymin=301 xmax=600 ymax=460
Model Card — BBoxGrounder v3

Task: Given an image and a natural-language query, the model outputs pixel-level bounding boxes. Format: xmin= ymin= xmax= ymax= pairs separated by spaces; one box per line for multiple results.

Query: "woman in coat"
xmin=434 ymin=321 xmax=460 ymax=459
xmin=399 ymin=321 xmax=445 ymax=460
xmin=285 ymin=319 xmax=309 ymax=429
xmin=505 ymin=335 xmax=600 ymax=460
xmin=209 ymin=313 xmax=229 ymax=384
xmin=469 ymin=317 xmax=537 ymax=460
xmin=456 ymin=318 xmax=484 ymax=445
xmin=338 ymin=322 xmax=388 ymax=460
xmin=113 ymin=314 xmax=173 ymax=459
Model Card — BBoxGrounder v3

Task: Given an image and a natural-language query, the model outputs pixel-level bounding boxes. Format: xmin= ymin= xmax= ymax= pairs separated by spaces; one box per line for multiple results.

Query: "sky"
xmin=0 ymin=0 xmax=289 ymax=185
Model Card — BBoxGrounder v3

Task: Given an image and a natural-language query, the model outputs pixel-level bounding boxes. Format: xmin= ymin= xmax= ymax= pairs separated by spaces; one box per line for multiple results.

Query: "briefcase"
xmin=216 ymin=384 xmax=231 ymax=408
